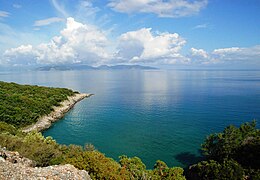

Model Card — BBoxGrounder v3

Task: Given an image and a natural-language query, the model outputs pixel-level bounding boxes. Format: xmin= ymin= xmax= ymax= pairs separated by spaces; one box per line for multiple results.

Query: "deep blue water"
xmin=1 ymin=70 xmax=260 ymax=168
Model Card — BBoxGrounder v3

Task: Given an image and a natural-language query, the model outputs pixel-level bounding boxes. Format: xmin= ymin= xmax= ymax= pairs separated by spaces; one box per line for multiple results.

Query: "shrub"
xmin=0 ymin=122 xmax=17 ymax=135
xmin=188 ymin=159 xmax=244 ymax=180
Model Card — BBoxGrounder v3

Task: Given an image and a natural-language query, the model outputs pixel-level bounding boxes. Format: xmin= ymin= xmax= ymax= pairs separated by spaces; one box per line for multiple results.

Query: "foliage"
xmin=202 ymin=121 xmax=260 ymax=169
xmin=0 ymin=132 xmax=62 ymax=166
xmin=0 ymin=81 xmax=76 ymax=127
xmin=0 ymin=131 xmax=185 ymax=179
xmin=202 ymin=121 xmax=259 ymax=160
xmin=84 ymin=143 xmax=96 ymax=151
xmin=188 ymin=159 xmax=244 ymax=180
xmin=0 ymin=121 xmax=17 ymax=135
xmin=63 ymin=145 xmax=128 ymax=179
xmin=152 ymin=160 xmax=186 ymax=180
xmin=118 ymin=157 xmax=186 ymax=180
xmin=119 ymin=155 xmax=148 ymax=179
xmin=188 ymin=121 xmax=260 ymax=179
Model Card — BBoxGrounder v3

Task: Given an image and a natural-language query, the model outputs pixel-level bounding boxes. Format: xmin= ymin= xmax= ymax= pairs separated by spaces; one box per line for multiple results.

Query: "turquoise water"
xmin=1 ymin=70 xmax=260 ymax=168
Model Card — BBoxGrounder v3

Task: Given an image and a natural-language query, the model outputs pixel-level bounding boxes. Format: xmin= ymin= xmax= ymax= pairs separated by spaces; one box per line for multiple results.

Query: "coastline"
xmin=22 ymin=93 xmax=93 ymax=133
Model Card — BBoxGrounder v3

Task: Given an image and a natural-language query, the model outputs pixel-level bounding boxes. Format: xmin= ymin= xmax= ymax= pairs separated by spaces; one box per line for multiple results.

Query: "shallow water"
xmin=1 ymin=70 xmax=260 ymax=168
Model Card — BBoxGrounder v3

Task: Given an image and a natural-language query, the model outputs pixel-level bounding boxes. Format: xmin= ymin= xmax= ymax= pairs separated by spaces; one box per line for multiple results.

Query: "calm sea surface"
xmin=1 ymin=70 xmax=260 ymax=168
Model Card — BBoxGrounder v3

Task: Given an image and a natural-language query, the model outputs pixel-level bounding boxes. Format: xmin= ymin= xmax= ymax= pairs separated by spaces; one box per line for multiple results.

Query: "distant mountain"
xmin=97 ymin=65 xmax=157 ymax=70
xmin=36 ymin=64 xmax=95 ymax=71
xmin=36 ymin=64 xmax=157 ymax=71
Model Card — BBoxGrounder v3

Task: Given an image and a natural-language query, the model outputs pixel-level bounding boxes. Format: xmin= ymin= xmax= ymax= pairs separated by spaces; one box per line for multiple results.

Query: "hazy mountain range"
xmin=36 ymin=64 xmax=158 ymax=71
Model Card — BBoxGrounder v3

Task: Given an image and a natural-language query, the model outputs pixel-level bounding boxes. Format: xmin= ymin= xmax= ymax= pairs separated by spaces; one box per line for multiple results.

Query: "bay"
xmin=1 ymin=70 xmax=260 ymax=168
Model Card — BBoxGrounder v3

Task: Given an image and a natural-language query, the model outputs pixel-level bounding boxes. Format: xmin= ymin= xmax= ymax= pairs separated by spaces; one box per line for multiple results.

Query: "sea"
xmin=1 ymin=70 xmax=260 ymax=168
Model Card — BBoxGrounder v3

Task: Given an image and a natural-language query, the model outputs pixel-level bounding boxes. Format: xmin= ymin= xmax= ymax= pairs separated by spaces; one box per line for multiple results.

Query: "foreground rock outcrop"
xmin=0 ymin=147 xmax=91 ymax=180
xmin=22 ymin=93 xmax=92 ymax=133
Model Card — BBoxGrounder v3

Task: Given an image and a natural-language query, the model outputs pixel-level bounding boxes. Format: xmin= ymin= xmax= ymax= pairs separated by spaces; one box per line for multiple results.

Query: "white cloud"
xmin=193 ymin=23 xmax=208 ymax=29
xmin=4 ymin=45 xmax=33 ymax=55
xmin=3 ymin=17 xmax=110 ymax=65
xmin=0 ymin=11 xmax=10 ymax=18
xmin=2 ymin=16 xmax=260 ymax=67
xmin=3 ymin=45 xmax=37 ymax=65
xmin=76 ymin=0 xmax=100 ymax=19
xmin=34 ymin=17 xmax=64 ymax=27
xmin=189 ymin=46 xmax=260 ymax=65
xmin=116 ymin=28 xmax=188 ymax=64
xmin=108 ymin=0 xmax=208 ymax=18
xmin=37 ymin=17 xmax=111 ymax=64
xmin=13 ymin=4 xmax=22 ymax=9
xmin=191 ymin=48 xmax=208 ymax=58
xmin=51 ymin=0 xmax=69 ymax=17
xmin=189 ymin=47 xmax=211 ymax=64
xmin=212 ymin=46 xmax=260 ymax=61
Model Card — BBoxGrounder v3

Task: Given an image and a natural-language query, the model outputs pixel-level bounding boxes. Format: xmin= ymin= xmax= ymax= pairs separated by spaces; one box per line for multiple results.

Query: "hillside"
xmin=0 ymin=81 xmax=76 ymax=127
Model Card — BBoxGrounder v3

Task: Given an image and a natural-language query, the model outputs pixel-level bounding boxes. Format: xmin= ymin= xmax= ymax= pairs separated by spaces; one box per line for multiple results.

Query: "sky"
xmin=0 ymin=0 xmax=260 ymax=69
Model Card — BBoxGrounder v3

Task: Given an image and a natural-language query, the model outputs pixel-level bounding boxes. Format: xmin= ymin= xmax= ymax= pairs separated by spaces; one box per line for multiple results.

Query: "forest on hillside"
xmin=0 ymin=81 xmax=76 ymax=127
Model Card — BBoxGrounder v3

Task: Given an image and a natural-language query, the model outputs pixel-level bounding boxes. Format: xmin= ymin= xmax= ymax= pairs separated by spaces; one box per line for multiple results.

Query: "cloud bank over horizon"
xmin=1 ymin=17 xmax=259 ymax=68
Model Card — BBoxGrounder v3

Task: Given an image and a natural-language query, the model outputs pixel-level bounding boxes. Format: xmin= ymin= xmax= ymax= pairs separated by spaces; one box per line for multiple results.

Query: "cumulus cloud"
xmin=34 ymin=17 xmax=64 ymax=27
xmin=2 ymin=17 xmax=260 ymax=67
xmin=0 ymin=11 xmax=10 ymax=18
xmin=191 ymin=48 xmax=208 ymax=58
xmin=212 ymin=46 xmax=260 ymax=61
xmin=3 ymin=45 xmax=37 ymax=65
xmin=3 ymin=17 xmax=110 ymax=65
xmin=189 ymin=48 xmax=208 ymax=63
xmin=189 ymin=46 xmax=260 ymax=65
xmin=116 ymin=28 xmax=188 ymax=64
xmin=108 ymin=0 xmax=208 ymax=18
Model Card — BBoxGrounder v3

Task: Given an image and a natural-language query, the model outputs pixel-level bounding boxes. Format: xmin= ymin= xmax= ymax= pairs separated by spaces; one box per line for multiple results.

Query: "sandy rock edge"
xmin=22 ymin=93 xmax=92 ymax=133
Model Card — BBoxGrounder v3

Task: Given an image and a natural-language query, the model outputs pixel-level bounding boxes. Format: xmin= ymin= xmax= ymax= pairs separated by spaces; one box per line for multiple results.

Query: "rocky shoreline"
xmin=0 ymin=147 xmax=91 ymax=180
xmin=22 ymin=93 xmax=92 ymax=133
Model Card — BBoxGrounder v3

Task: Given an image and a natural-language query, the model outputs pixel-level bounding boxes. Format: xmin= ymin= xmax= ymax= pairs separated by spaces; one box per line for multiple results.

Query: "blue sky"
xmin=0 ymin=0 xmax=260 ymax=68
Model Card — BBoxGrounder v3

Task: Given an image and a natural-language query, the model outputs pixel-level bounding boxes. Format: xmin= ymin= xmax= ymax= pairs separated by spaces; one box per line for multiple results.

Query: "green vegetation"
xmin=0 ymin=131 xmax=185 ymax=179
xmin=0 ymin=81 xmax=75 ymax=127
xmin=188 ymin=121 xmax=260 ymax=180
xmin=0 ymin=81 xmax=259 ymax=179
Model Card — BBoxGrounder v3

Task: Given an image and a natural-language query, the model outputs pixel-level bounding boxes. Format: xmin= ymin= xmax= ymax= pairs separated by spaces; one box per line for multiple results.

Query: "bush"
xmin=202 ymin=121 xmax=259 ymax=163
xmin=188 ymin=159 xmax=244 ymax=180
xmin=152 ymin=160 xmax=186 ymax=180
xmin=192 ymin=121 xmax=260 ymax=179
xmin=119 ymin=155 xmax=148 ymax=179
xmin=0 ymin=122 xmax=17 ymax=135
xmin=0 ymin=132 xmax=62 ymax=166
